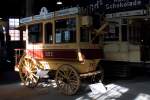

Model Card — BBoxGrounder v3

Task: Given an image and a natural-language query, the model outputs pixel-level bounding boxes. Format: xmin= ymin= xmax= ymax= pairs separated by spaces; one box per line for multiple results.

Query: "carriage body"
xmin=15 ymin=7 xmax=104 ymax=95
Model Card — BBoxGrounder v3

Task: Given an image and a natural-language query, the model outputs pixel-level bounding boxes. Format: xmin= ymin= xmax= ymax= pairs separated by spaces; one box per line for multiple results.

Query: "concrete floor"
xmin=0 ymin=71 xmax=150 ymax=100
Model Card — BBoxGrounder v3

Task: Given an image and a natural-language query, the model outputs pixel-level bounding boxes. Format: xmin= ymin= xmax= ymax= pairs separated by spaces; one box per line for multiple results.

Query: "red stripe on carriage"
xmin=26 ymin=49 xmax=103 ymax=60
xmin=27 ymin=49 xmax=77 ymax=59
xmin=27 ymin=50 xmax=44 ymax=59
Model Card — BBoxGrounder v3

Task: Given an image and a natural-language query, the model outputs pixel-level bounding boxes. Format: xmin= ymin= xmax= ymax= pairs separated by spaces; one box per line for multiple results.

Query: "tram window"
xmin=80 ymin=27 xmax=89 ymax=42
xmin=28 ymin=23 xmax=43 ymax=43
xmin=55 ymin=18 xmax=76 ymax=43
xmin=121 ymin=25 xmax=127 ymax=41
xmin=103 ymin=21 xmax=119 ymax=41
xmin=129 ymin=21 xmax=141 ymax=44
xmin=104 ymin=26 xmax=119 ymax=41
xmin=45 ymin=23 xmax=53 ymax=44
xmin=121 ymin=19 xmax=127 ymax=41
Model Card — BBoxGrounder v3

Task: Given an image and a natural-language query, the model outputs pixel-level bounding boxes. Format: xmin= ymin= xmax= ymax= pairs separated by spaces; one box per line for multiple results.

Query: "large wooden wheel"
xmin=55 ymin=64 xmax=80 ymax=95
xmin=19 ymin=55 xmax=39 ymax=88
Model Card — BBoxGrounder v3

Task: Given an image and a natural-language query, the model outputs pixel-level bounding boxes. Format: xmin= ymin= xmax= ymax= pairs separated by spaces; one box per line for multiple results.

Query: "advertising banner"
xmin=103 ymin=0 xmax=149 ymax=13
xmin=82 ymin=0 xmax=149 ymax=14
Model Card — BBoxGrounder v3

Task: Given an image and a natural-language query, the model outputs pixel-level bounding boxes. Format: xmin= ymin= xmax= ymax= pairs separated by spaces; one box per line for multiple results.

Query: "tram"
xmin=103 ymin=12 xmax=150 ymax=77
xmin=15 ymin=7 xmax=106 ymax=95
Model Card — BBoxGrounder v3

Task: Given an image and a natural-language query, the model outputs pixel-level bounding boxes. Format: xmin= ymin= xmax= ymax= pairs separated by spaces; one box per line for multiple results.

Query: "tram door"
xmin=140 ymin=20 xmax=150 ymax=61
xmin=129 ymin=19 xmax=150 ymax=61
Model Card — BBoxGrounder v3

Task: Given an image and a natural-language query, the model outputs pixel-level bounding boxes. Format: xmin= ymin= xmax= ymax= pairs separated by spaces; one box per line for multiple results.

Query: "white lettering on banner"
xmin=81 ymin=0 xmax=103 ymax=15
xmin=106 ymin=0 xmax=142 ymax=10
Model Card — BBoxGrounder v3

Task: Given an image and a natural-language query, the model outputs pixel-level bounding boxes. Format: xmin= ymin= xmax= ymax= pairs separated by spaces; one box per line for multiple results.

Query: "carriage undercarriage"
xmin=18 ymin=54 xmax=104 ymax=95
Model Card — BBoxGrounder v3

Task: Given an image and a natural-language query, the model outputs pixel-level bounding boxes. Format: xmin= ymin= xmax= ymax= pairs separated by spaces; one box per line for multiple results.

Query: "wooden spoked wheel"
xmin=55 ymin=64 xmax=80 ymax=95
xmin=19 ymin=56 xmax=39 ymax=88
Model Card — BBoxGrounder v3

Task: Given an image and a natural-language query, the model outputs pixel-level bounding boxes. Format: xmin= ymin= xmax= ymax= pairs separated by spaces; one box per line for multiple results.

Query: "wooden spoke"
xmin=57 ymin=71 xmax=66 ymax=79
xmin=30 ymin=67 xmax=37 ymax=73
xmin=68 ymin=70 xmax=73 ymax=77
xmin=55 ymin=64 xmax=80 ymax=95
xmin=67 ymin=84 xmax=73 ymax=94
xmin=18 ymin=55 xmax=39 ymax=88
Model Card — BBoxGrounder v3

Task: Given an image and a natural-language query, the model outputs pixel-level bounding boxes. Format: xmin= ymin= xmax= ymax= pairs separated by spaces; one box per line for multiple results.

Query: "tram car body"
xmin=102 ymin=13 xmax=150 ymax=77
xmin=15 ymin=7 xmax=105 ymax=95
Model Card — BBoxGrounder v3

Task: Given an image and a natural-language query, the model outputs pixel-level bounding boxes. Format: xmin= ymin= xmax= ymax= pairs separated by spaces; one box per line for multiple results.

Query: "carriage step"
xmin=80 ymin=71 xmax=101 ymax=77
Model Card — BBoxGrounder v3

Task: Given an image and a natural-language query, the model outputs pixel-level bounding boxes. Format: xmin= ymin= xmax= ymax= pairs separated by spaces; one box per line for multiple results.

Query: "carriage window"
xmin=80 ymin=27 xmax=89 ymax=42
xmin=28 ymin=23 xmax=43 ymax=43
xmin=45 ymin=23 xmax=53 ymax=44
xmin=91 ymin=34 xmax=100 ymax=44
xmin=55 ymin=18 xmax=76 ymax=43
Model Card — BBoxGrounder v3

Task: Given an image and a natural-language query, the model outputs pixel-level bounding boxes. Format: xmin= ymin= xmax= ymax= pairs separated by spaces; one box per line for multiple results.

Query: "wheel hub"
xmin=63 ymin=78 xmax=69 ymax=84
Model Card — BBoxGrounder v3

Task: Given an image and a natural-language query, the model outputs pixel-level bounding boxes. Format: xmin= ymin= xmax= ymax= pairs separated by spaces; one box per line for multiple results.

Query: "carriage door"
xmin=140 ymin=19 xmax=150 ymax=61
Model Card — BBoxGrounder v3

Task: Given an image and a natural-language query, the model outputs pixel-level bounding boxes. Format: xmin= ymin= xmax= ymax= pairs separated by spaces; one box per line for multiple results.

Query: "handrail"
xmin=91 ymin=22 xmax=108 ymax=42
xmin=14 ymin=48 xmax=25 ymax=66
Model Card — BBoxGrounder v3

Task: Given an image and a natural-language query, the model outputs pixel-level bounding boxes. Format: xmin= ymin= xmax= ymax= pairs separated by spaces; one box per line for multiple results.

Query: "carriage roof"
xmin=20 ymin=7 xmax=80 ymax=25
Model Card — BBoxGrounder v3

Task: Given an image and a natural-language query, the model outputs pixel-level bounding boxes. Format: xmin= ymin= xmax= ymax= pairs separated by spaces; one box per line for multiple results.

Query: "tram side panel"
xmin=102 ymin=18 xmax=144 ymax=77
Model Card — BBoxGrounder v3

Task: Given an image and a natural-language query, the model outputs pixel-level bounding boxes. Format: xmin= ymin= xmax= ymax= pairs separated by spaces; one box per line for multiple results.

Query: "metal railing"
xmin=14 ymin=48 xmax=25 ymax=71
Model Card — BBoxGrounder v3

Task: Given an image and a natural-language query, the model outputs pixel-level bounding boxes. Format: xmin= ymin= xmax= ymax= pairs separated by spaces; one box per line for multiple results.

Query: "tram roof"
xmin=127 ymin=15 xmax=150 ymax=20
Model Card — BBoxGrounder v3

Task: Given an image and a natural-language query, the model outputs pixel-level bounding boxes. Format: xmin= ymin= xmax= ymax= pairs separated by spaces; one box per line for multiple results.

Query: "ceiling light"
xmin=56 ymin=1 xmax=62 ymax=5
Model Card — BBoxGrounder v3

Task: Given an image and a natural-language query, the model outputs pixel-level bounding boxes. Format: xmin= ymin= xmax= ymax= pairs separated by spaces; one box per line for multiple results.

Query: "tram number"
xmin=45 ymin=51 xmax=53 ymax=57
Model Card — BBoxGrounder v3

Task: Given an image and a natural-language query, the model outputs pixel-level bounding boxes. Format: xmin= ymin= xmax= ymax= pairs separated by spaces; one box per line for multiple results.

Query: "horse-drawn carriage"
xmin=15 ymin=7 xmax=106 ymax=95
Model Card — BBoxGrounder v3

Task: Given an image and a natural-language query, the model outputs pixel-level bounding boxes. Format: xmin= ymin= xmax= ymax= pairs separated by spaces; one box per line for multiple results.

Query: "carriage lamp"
xmin=78 ymin=52 xmax=85 ymax=63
